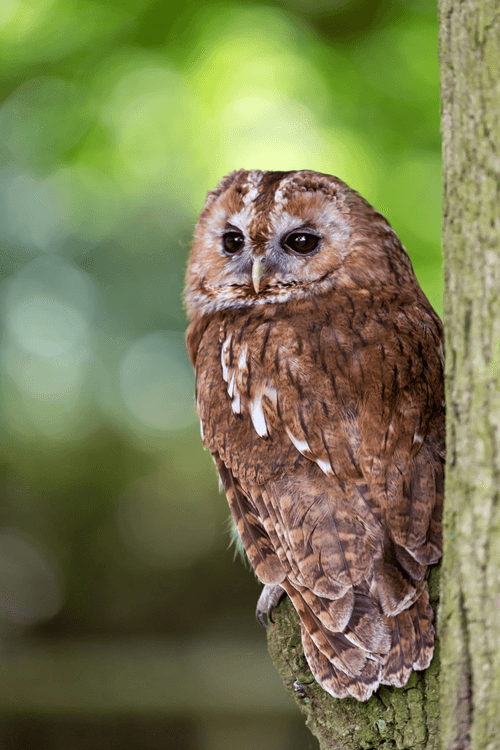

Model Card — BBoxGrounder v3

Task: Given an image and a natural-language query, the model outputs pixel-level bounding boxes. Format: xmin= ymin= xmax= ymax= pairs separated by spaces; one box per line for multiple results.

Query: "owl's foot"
xmin=256 ymin=584 xmax=286 ymax=628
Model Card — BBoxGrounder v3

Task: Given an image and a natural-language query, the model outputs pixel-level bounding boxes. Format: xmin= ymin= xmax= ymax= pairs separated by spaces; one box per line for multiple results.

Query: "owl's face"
xmin=185 ymin=169 xmax=408 ymax=318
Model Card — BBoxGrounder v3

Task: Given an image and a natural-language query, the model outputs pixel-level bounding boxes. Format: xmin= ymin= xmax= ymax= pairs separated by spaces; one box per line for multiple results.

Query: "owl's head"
xmin=185 ymin=170 xmax=413 ymax=318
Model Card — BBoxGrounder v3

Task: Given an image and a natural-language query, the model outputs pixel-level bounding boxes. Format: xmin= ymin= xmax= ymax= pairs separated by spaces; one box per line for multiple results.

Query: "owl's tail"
xmin=381 ymin=585 xmax=434 ymax=687
xmin=283 ymin=579 xmax=434 ymax=701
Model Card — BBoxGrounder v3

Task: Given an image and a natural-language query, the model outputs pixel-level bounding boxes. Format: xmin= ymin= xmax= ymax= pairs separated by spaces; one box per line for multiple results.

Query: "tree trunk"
xmin=438 ymin=1 xmax=500 ymax=749
xmin=267 ymin=568 xmax=441 ymax=750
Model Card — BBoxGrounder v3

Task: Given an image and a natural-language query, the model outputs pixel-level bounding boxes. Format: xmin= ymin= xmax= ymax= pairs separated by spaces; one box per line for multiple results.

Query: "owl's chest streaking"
xmin=188 ymin=290 xmax=444 ymax=488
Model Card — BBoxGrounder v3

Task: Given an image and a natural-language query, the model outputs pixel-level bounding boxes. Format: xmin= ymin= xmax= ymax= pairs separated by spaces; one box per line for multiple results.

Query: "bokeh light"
xmin=119 ymin=331 xmax=196 ymax=432
xmin=0 ymin=528 xmax=64 ymax=629
xmin=116 ymin=471 xmax=218 ymax=569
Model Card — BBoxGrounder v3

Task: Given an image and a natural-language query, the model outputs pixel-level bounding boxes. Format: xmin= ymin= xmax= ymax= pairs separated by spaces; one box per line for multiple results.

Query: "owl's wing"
xmin=213 ymin=449 xmax=392 ymax=700
xmin=211 ymin=302 xmax=444 ymax=576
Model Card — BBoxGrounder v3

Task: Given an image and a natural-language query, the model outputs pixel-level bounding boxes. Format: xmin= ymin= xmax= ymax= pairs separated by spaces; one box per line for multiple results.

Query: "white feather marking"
xmin=316 ymin=458 xmax=333 ymax=475
xmin=228 ymin=373 xmax=235 ymax=398
xmin=263 ymin=385 xmax=277 ymax=405
xmin=199 ymin=420 xmax=204 ymax=441
xmin=231 ymin=390 xmax=241 ymax=414
xmin=285 ymin=427 xmax=311 ymax=455
xmin=250 ymin=394 xmax=268 ymax=437
xmin=272 ymin=173 xmax=303 ymax=209
xmin=413 ymin=432 xmax=424 ymax=444
xmin=238 ymin=344 xmax=248 ymax=370
xmin=242 ymin=171 xmax=263 ymax=204
xmin=221 ymin=334 xmax=232 ymax=383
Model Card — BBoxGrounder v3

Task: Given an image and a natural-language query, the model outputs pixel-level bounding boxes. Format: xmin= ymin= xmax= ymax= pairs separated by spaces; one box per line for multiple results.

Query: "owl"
xmin=185 ymin=170 xmax=444 ymax=701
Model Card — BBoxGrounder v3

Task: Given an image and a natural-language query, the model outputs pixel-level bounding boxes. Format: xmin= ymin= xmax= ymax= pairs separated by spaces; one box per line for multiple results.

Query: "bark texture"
xmin=439 ymin=1 xmax=500 ymax=749
xmin=266 ymin=568 xmax=440 ymax=750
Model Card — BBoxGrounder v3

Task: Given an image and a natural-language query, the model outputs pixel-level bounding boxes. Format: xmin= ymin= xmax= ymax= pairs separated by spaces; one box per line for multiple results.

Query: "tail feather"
xmin=381 ymin=609 xmax=416 ymax=687
xmin=343 ymin=592 xmax=391 ymax=655
xmin=375 ymin=562 xmax=417 ymax=616
xmin=299 ymin=585 xmax=355 ymax=633
xmin=283 ymin=581 xmax=368 ymax=677
xmin=301 ymin=628 xmax=351 ymax=699
xmin=409 ymin=587 xmax=434 ymax=670
xmin=281 ymin=576 xmax=434 ymax=700
xmin=302 ymin=628 xmax=382 ymax=701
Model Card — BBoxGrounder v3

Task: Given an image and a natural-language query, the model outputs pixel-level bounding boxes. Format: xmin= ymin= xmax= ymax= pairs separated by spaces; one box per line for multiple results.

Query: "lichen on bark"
xmin=266 ymin=568 xmax=440 ymax=750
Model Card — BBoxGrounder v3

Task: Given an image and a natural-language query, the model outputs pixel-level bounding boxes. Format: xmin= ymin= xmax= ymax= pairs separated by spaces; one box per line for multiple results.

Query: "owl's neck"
xmin=186 ymin=252 xmax=418 ymax=322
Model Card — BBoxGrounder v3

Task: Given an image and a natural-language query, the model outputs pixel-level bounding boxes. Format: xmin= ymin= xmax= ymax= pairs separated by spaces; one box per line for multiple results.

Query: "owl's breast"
xmin=190 ymin=290 xmax=443 ymax=488
xmin=193 ymin=305 xmax=366 ymax=486
xmin=194 ymin=315 xmax=297 ymax=484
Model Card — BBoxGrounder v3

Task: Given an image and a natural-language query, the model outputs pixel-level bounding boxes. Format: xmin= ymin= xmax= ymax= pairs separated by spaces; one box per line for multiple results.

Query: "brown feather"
xmin=381 ymin=609 xmax=417 ymax=688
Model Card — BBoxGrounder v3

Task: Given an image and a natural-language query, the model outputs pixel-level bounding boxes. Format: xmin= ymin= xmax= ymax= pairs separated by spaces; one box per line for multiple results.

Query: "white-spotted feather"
xmin=221 ymin=334 xmax=232 ymax=384
xmin=250 ymin=394 xmax=268 ymax=437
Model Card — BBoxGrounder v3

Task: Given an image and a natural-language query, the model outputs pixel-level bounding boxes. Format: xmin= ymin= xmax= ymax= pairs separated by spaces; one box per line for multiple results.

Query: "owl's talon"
xmin=256 ymin=610 xmax=268 ymax=628
xmin=256 ymin=583 xmax=286 ymax=628
xmin=293 ymin=679 xmax=308 ymax=700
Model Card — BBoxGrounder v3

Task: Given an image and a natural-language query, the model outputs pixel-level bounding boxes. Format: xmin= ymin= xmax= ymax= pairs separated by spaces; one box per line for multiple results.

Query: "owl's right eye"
xmin=222 ymin=232 xmax=245 ymax=255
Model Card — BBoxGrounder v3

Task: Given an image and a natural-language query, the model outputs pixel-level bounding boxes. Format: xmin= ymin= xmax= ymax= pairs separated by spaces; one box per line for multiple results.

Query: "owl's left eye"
xmin=283 ymin=232 xmax=320 ymax=255
xmin=222 ymin=232 xmax=245 ymax=255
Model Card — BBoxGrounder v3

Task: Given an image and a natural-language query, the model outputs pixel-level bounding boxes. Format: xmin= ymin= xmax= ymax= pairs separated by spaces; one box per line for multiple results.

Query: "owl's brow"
xmin=251 ymin=171 xmax=295 ymax=212
xmin=241 ymin=171 xmax=297 ymax=241
xmin=239 ymin=171 xmax=264 ymax=203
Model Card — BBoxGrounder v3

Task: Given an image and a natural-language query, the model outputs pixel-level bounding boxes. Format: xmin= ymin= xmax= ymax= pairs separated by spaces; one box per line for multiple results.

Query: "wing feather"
xmin=214 ymin=457 xmax=285 ymax=585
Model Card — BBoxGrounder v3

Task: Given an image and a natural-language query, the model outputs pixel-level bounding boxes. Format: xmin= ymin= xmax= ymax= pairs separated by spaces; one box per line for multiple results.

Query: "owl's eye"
xmin=222 ymin=232 xmax=245 ymax=255
xmin=283 ymin=232 xmax=320 ymax=255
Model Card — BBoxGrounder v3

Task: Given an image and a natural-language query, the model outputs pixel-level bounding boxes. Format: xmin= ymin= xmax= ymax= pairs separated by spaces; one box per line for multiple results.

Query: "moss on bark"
xmin=266 ymin=568 xmax=440 ymax=750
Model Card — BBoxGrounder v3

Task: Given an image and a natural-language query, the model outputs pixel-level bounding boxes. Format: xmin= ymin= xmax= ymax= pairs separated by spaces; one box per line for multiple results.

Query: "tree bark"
xmin=439 ymin=1 xmax=500 ymax=749
xmin=267 ymin=568 xmax=441 ymax=750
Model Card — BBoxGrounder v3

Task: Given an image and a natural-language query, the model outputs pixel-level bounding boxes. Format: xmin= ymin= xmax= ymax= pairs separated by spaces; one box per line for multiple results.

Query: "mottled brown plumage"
xmin=185 ymin=170 xmax=444 ymax=701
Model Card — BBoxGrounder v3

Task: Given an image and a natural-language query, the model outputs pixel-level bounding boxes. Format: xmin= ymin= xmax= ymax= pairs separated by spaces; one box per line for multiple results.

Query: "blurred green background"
xmin=0 ymin=0 xmax=441 ymax=748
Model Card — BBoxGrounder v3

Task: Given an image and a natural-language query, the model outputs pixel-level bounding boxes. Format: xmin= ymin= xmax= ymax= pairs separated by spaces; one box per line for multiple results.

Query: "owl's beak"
xmin=252 ymin=258 xmax=265 ymax=294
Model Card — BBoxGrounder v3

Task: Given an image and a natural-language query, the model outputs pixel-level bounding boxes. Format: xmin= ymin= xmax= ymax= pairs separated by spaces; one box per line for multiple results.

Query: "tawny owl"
xmin=185 ymin=170 xmax=444 ymax=701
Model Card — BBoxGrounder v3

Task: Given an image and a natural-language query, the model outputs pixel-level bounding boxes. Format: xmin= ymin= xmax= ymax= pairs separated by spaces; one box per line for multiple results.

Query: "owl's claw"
xmin=256 ymin=583 xmax=286 ymax=628
xmin=256 ymin=609 xmax=268 ymax=628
